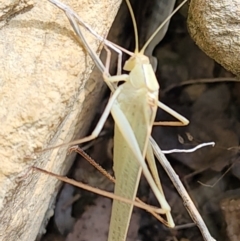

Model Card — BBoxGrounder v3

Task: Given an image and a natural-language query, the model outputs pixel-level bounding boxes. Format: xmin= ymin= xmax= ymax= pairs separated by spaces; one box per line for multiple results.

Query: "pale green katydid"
xmin=45 ymin=0 xmax=190 ymax=240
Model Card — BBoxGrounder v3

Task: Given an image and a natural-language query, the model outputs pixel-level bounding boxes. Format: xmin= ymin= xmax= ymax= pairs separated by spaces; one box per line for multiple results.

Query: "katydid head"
xmin=123 ymin=53 xmax=149 ymax=71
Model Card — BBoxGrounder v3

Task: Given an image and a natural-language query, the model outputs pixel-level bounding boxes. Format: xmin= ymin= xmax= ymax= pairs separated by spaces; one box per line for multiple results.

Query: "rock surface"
xmin=0 ymin=0 xmax=121 ymax=240
xmin=188 ymin=0 xmax=240 ymax=76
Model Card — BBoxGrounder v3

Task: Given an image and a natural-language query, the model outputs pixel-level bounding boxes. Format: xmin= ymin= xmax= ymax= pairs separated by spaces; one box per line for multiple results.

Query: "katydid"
xmin=35 ymin=0 xmax=218 ymax=240
xmin=46 ymin=0 xmax=190 ymax=240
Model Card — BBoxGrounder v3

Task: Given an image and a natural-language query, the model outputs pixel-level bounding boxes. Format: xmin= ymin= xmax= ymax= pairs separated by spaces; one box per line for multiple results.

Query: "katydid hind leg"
xmin=146 ymin=142 xmax=174 ymax=227
xmin=146 ymin=143 xmax=163 ymax=194
xmin=111 ymin=103 xmax=171 ymax=212
xmin=70 ymin=146 xmax=172 ymax=221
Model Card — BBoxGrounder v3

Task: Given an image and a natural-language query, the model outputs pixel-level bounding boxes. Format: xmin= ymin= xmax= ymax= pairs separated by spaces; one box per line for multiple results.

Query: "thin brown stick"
xmin=150 ymin=137 xmax=216 ymax=241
